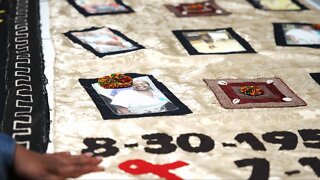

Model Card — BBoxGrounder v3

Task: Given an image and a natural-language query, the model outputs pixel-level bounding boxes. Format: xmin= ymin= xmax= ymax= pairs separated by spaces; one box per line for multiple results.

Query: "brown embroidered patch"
xmin=164 ymin=0 xmax=230 ymax=17
xmin=203 ymin=77 xmax=306 ymax=109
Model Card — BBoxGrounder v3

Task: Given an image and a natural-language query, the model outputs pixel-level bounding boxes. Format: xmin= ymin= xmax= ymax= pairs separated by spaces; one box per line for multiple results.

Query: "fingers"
xmin=70 ymin=153 xmax=103 ymax=166
xmin=56 ymin=151 xmax=71 ymax=156
xmin=52 ymin=151 xmax=72 ymax=157
xmin=57 ymin=154 xmax=104 ymax=178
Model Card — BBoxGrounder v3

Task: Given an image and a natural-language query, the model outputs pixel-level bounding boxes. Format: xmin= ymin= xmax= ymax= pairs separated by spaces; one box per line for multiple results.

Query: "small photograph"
xmin=64 ymin=27 xmax=144 ymax=57
xmin=274 ymin=23 xmax=320 ymax=48
xmin=247 ymin=0 xmax=307 ymax=10
xmin=203 ymin=77 xmax=307 ymax=109
xmin=67 ymin=0 xmax=133 ymax=16
xmin=93 ymin=76 xmax=179 ymax=115
xmin=306 ymin=0 xmax=320 ymax=10
xmin=283 ymin=24 xmax=320 ymax=44
xmin=173 ymin=28 xmax=256 ymax=55
xmin=164 ymin=0 xmax=230 ymax=17
xmin=79 ymin=73 xmax=192 ymax=120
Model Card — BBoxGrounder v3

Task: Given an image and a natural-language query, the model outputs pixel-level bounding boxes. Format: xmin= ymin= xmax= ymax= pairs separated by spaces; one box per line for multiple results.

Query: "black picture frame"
xmin=310 ymin=73 xmax=320 ymax=85
xmin=247 ymin=0 xmax=308 ymax=11
xmin=66 ymin=0 xmax=134 ymax=17
xmin=79 ymin=73 xmax=192 ymax=120
xmin=64 ymin=27 xmax=145 ymax=57
xmin=273 ymin=23 xmax=320 ymax=48
xmin=172 ymin=28 xmax=256 ymax=55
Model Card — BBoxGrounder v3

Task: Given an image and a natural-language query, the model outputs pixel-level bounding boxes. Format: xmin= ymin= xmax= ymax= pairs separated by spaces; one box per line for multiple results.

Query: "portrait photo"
xmin=173 ymin=28 xmax=256 ymax=55
xmin=247 ymin=0 xmax=307 ymax=10
xmin=67 ymin=0 xmax=133 ymax=16
xmin=65 ymin=27 xmax=144 ymax=57
xmin=306 ymin=0 xmax=320 ymax=10
xmin=79 ymin=73 xmax=192 ymax=120
xmin=92 ymin=76 xmax=179 ymax=115
xmin=274 ymin=23 xmax=320 ymax=48
xmin=283 ymin=24 xmax=320 ymax=44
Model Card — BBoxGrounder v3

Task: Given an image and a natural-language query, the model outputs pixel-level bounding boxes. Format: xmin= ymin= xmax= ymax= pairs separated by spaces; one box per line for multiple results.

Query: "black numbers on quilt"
xmin=234 ymin=158 xmax=270 ymax=180
xmin=176 ymin=133 xmax=215 ymax=153
xmin=235 ymin=131 xmax=298 ymax=151
xmin=298 ymin=129 xmax=320 ymax=149
xmin=298 ymin=157 xmax=320 ymax=177
xmin=235 ymin=132 xmax=267 ymax=151
xmin=142 ymin=133 xmax=177 ymax=154
xmin=262 ymin=131 xmax=298 ymax=150
xmin=81 ymin=129 xmax=320 ymax=178
xmin=234 ymin=157 xmax=320 ymax=179
xmin=82 ymin=129 xmax=320 ymax=157
xmin=82 ymin=137 xmax=119 ymax=157
xmin=142 ymin=133 xmax=215 ymax=154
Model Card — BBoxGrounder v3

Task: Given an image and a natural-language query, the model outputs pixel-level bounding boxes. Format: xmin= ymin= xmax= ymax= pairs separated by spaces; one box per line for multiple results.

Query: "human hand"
xmin=14 ymin=145 xmax=104 ymax=180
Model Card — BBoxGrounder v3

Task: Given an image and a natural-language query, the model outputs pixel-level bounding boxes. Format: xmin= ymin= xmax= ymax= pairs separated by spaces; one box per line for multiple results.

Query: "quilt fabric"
xmin=49 ymin=0 xmax=320 ymax=179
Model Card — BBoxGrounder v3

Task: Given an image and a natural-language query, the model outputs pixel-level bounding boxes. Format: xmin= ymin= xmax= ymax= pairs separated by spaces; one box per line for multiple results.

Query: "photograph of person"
xmin=75 ymin=0 xmax=128 ymax=14
xmin=182 ymin=30 xmax=246 ymax=53
xmin=306 ymin=0 xmax=320 ymax=10
xmin=71 ymin=27 xmax=138 ymax=54
xmin=91 ymin=76 xmax=179 ymax=115
xmin=251 ymin=0 xmax=302 ymax=10
xmin=282 ymin=24 xmax=320 ymax=45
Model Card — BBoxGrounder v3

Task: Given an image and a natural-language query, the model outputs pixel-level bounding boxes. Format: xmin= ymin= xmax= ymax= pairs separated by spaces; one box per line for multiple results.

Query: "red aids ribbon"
xmin=119 ymin=159 xmax=189 ymax=180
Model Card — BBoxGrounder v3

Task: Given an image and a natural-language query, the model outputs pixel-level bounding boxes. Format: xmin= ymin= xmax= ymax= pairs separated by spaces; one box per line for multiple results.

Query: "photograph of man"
xmin=72 ymin=28 xmax=137 ymax=53
xmin=283 ymin=24 xmax=320 ymax=44
xmin=92 ymin=76 xmax=178 ymax=115
xmin=75 ymin=0 xmax=128 ymax=14
xmin=183 ymin=30 xmax=246 ymax=53
xmin=253 ymin=0 xmax=301 ymax=10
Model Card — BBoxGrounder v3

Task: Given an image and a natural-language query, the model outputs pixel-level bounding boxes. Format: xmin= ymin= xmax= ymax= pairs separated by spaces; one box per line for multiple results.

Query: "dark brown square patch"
xmin=203 ymin=77 xmax=306 ymax=109
xmin=165 ymin=0 xmax=230 ymax=17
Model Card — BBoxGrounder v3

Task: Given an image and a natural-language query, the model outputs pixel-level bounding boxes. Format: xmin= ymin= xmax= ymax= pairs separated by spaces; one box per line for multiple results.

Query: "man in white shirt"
xmin=110 ymin=78 xmax=175 ymax=115
xmin=285 ymin=25 xmax=320 ymax=44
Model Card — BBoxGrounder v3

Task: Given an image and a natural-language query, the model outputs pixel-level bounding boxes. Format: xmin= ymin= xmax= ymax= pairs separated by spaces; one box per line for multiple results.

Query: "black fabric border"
xmin=273 ymin=23 xmax=320 ymax=48
xmin=79 ymin=73 xmax=192 ymax=120
xmin=64 ymin=27 xmax=145 ymax=57
xmin=1 ymin=0 xmax=50 ymax=152
xmin=310 ymin=73 xmax=320 ymax=85
xmin=0 ymin=0 xmax=9 ymax=125
xmin=247 ymin=0 xmax=308 ymax=11
xmin=66 ymin=0 xmax=134 ymax=17
xmin=172 ymin=28 xmax=256 ymax=55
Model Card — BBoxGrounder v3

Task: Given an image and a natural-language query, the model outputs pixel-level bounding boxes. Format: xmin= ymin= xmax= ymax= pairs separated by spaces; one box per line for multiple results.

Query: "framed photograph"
xmin=310 ymin=73 xmax=320 ymax=85
xmin=64 ymin=27 xmax=145 ymax=57
xmin=164 ymin=0 xmax=230 ymax=17
xmin=274 ymin=23 xmax=320 ymax=48
xmin=79 ymin=73 xmax=192 ymax=120
xmin=203 ymin=77 xmax=306 ymax=109
xmin=306 ymin=0 xmax=320 ymax=10
xmin=247 ymin=0 xmax=308 ymax=11
xmin=67 ymin=0 xmax=134 ymax=16
xmin=173 ymin=28 xmax=256 ymax=55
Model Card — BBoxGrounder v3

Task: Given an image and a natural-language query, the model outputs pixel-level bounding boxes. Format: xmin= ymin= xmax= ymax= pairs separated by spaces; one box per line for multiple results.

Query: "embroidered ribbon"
xmin=119 ymin=159 xmax=189 ymax=180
